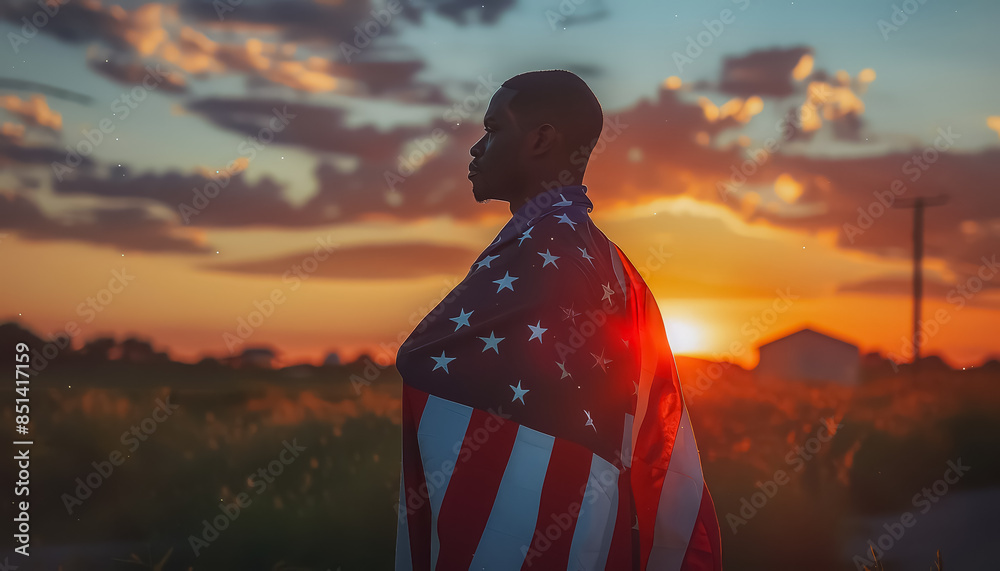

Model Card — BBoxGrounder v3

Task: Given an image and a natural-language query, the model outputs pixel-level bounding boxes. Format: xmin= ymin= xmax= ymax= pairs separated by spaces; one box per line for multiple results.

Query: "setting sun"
xmin=663 ymin=316 xmax=706 ymax=354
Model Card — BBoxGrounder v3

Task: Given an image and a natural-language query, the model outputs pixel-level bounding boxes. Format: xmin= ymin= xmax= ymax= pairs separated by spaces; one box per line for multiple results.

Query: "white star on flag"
xmin=518 ymin=226 xmax=533 ymax=245
xmin=578 ymin=247 xmax=595 ymax=266
xmin=591 ymin=348 xmax=612 ymax=372
xmin=556 ymin=360 xmax=572 ymax=379
xmin=431 ymin=350 xmax=455 ymax=373
xmin=561 ymin=303 xmax=581 ymax=324
xmin=584 ymin=409 xmax=596 ymax=431
xmin=474 ymin=254 xmax=500 ymax=270
xmin=509 ymin=380 xmax=529 ymax=404
xmin=449 ymin=308 xmax=473 ymax=331
xmin=477 ymin=331 xmax=504 ymax=353
xmin=538 ymin=249 xmax=560 ymax=268
xmin=492 ymin=271 xmax=519 ymax=293
xmin=601 ymin=282 xmax=615 ymax=302
xmin=527 ymin=320 xmax=547 ymax=343
xmin=555 ymin=213 xmax=578 ymax=230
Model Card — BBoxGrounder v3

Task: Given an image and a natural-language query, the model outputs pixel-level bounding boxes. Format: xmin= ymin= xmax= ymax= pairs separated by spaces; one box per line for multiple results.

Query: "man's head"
xmin=468 ymin=70 xmax=603 ymax=214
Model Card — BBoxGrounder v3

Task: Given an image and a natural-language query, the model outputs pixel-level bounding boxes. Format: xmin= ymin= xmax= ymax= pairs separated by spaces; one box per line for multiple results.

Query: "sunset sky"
xmin=1 ymin=0 xmax=998 ymax=368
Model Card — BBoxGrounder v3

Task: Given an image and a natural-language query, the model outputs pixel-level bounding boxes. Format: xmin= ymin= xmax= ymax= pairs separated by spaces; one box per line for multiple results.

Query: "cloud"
xmin=709 ymin=47 xmax=871 ymax=141
xmin=0 ymin=93 xmax=62 ymax=131
xmin=177 ymin=0 xmax=518 ymax=40
xmin=0 ymin=191 xmax=209 ymax=253
xmin=185 ymin=96 xmax=451 ymax=160
xmin=0 ymin=139 xmax=93 ymax=169
xmin=837 ymin=275 xmax=1000 ymax=305
xmin=1 ymin=123 xmax=26 ymax=144
xmin=53 ymin=166 xmax=304 ymax=227
xmin=204 ymin=241 xmax=480 ymax=279
xmin=736 ymin=145 xmax=1000 ymax=277
xmin=87 ymin=55 xmax=188 ymax=92
xmin=0 ymin=0 xmax=170 ymax=53
xmin=177 ymin=0 xmax=412 ymax=44
xmin=989 ymin=116 xmax=1000 ymax=140
xmin=2 ymin=0 xmax=454 ymax=99
xmin=719 ymin=46 xmax=813 ymax=98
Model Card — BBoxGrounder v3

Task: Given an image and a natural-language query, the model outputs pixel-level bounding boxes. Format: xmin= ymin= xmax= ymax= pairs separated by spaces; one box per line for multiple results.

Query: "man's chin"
xmin=472 ymin=184 xmax=489 ymax=203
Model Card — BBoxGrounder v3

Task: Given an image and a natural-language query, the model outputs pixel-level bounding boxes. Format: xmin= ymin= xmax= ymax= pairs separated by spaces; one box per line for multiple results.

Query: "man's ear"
xmin=526 ymin=123 xmax=560 ymax=157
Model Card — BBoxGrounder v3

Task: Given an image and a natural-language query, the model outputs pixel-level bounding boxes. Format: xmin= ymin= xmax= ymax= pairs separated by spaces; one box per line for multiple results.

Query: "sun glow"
xmin=662 ymin=317 xmax=706 ymax=354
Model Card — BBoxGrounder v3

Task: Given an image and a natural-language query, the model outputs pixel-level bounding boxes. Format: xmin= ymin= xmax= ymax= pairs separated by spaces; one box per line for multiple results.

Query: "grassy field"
xmin=4 ymin=328 xmax=999 ymax=569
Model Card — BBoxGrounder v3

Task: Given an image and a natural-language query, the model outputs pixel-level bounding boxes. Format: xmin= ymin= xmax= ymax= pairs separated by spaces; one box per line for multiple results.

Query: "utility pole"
xmin=894 ymin=195 xmax=948 ymax=366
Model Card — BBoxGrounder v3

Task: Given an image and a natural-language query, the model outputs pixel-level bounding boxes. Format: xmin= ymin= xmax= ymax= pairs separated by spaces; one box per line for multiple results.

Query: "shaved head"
xmin=500 ymin=70 xmax=604 ymax=161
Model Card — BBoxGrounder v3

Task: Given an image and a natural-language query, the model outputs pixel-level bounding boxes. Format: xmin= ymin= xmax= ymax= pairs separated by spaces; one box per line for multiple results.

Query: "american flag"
xmin=394 ymin=185 xmax=722 ymax=570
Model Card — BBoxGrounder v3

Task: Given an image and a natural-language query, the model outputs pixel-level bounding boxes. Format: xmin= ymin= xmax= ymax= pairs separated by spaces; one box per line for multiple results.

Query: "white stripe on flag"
xmin=394 ymin=460 xmax=412 ymax=571
xmin=621 ymin=413 xmax=634 ymax=469
xmin=469 ymin=425 xmax=555 ymax=570
xmin=566 ymin=453 xmax=620 ymax=571
xmin=646 ymin=405 xmax=705 ymax=570
xmin=415 ymin=395 xmax=473 ymax=570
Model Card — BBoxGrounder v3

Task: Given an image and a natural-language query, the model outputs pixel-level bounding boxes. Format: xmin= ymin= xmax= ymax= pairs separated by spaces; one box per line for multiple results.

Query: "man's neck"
xmin=508 ymin=182 xmax=583 ymax=215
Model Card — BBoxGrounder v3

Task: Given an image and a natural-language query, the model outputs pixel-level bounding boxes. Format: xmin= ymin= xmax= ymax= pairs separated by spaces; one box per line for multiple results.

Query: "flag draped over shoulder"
xmin=394 ymin=185 xmax=722 ymax=571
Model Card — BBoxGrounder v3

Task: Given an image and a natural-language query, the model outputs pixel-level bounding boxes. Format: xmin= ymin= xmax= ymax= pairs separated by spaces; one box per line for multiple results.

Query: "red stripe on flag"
xmin=631 ymin=461 xmax=664 ymax=571
xmin=604 ymin=465 xmax=636 ymax=569
xmin=519 ymin=438 xmax=592 ymax=570
xmin=434 ymin=408 xmax=520 ymax=570
xmin=678 ymin=481 xmax=723 ymax=571
xmin=633 ymin=287 xmax=683 ymax=470
xmin=618 ymin=254 xmax=684 ymax=569
xmin=402 ymin=385 xmax=431 ymax=570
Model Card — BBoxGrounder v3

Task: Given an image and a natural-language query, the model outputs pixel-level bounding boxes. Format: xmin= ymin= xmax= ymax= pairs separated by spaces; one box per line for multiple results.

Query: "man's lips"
xmin=468 ymin=171 xmax=478 ymax=179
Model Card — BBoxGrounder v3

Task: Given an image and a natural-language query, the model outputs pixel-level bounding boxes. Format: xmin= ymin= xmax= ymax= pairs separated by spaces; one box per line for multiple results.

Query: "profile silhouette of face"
xmin=469 ymin=86 xmax=526 ymax=204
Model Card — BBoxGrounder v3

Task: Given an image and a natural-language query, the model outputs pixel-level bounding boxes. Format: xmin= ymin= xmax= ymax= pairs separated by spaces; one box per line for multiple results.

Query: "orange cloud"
xmin=988 ymin=116 xmax=1000 ymax=139
xmin=0 ymin=122 xmax=25 ymax=142
xmin=791 ymin=53 xmax=813 ymax=81
xmin=774 ymin=173 xmax=803 ymax=203
xmin=0 ymin=94 xmax=62 ymax=131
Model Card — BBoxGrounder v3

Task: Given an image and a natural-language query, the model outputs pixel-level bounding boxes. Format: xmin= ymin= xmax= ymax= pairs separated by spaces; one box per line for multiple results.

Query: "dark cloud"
xmin=204 ymin=240 xmax=480 ymax=280
xmin=88 ymin=57 xmax=188 ymax=93
xmin=320 ymin=59 xmax=451 ymax=103
xmin=718 ymin=46 xmax=812 ymax=98
xmin=0 ymin=0 xmax=126 ymax=50
xmin=739 ymin=145 xmax=1000 ymax=277
xmin=53 ymin=168 xmax=304 ymax=228
xmin=837 ymin=275 xmax=1000 ymax=306
xmin=567 ymin=86 xmax=748 ymax=203
xmin=177 ymin=0 xmax=517 ymax=42
xmin=838 ymin=277 xmax=955 ymax=297
xmin=185 ymin=97 xmax=452 ymax=160
xmin=0 ymin=79 xmax=93 ymax=105
xmin=0 ymin=140 xmax=92 ymax=169
xmin=423 ymin=0 xmax=516 ymax=25
xmin=178 ymin=0 xmax=411 ymax=43
xmin=553 ymin=7 xmax=610 ymax=28
xmin=829 ymin=110 xmax=864 ymax=142
xmin=0 ymin=191 xmax=209 ymax=253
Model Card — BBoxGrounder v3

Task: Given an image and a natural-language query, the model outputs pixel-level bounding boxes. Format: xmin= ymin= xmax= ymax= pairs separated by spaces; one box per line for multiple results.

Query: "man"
xmin=394 ymin=70 xmax=722 ymax=570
